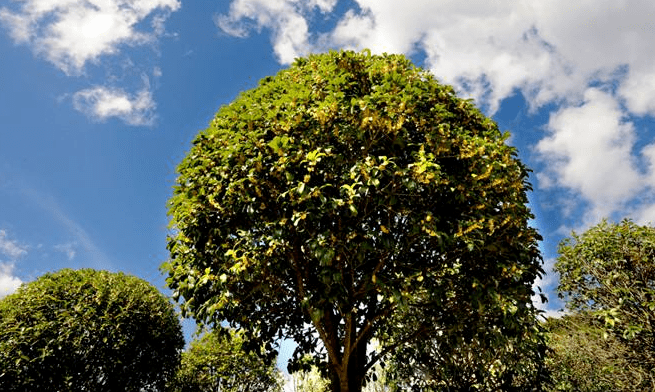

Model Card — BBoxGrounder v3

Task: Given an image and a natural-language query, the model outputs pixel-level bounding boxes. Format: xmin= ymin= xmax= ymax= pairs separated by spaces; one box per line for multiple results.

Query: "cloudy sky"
xmin=2 ymin=0 xmax=655 ymax=348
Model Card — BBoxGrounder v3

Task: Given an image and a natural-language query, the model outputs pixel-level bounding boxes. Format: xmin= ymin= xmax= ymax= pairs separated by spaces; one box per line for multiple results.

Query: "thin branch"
xmin=363 ymin=323 xmax=429 ymax=374
xmin=349 ymin=303 xmax=395 ymax=357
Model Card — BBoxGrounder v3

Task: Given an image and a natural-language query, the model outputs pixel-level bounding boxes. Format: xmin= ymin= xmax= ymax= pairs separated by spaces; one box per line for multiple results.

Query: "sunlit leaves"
xmin=164 ymin=50 xmax=543 ymax=391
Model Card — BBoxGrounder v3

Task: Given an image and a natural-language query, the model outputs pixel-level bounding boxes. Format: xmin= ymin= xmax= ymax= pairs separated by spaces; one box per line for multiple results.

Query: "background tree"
xmin=168 ymin=328 xmax=282 ymax=392
xmin=289 ymin=356 xmax=331 ymax=392
xmin=164 ymin=50 xmax=544 ymax=392
xmin=555 ymin=219 xmax=655 ymax=373
xmin=544 ymin=312 xmax=653 ymax=391
xmin=387 ymin=318 xmax=548 ymax=391
xmin=0 ymin=268 xmax=184 ymax=391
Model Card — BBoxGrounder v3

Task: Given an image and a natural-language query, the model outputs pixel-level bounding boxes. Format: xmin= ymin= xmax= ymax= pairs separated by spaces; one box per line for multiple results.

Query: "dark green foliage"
xmin=168 ymin=328 xmax=282 ymax=392
xmin=0 ymin=268 xmax=184 ymax=392
xmin=556 ymin=219 xmax=655 ymax=374
xmin=164 ymin=50 xmax=544 ymax=392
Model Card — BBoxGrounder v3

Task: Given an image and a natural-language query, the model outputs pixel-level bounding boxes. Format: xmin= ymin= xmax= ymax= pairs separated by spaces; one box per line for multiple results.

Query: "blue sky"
xmin=2 ymin=0 xmax=655 ymax=355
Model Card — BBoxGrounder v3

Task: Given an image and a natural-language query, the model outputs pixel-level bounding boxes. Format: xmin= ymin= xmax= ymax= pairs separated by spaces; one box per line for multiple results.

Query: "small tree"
xmin=164 ymin=50 xmax=544 ymax=392
xmin=0 ymin=268 xmax=184 ymax=391
xmin=555 ymin=219 xmax=655 ymax=373
xmin=169 ymin=328 xmax=283 ymax=392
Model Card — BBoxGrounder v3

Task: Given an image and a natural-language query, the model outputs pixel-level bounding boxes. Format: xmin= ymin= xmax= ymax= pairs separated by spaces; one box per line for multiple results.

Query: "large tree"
xmin=555 ymin=219 xmax=655 ymax=374
xmin=0 ymin=268 xmax=184 ymax=391
xmin=169 ymin=328 xmax=283 ymax=392
xmin=164 ymin=50 xmax=544 ymax=392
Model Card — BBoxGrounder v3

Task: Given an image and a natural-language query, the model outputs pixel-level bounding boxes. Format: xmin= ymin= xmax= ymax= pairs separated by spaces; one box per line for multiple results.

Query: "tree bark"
xmin=327 ymin=336 xmax=366 ymax=392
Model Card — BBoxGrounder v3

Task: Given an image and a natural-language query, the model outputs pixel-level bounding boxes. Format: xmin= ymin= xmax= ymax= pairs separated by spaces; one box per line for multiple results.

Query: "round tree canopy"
xmin=164 ymin=50 xmax=543 ymax=391
xmin=0 ymin=268 xmax=184 ymax=392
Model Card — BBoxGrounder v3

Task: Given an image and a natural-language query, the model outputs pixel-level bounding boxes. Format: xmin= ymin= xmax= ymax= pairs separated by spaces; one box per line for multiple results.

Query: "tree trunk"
xmin=328 ymin=341 xmax=366 ymax=392
xmin=329 ymin=367 xmax=364 ymax=392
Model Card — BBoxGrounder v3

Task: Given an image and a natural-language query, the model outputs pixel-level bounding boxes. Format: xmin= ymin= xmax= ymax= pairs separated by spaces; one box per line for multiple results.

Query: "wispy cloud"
xmin=45 ymin=203 xmax=112 ymax=270
xmin=19 ymin=186 xmax=114 ymax=270
xmin=0 ymin=230 xmax=27 ymax=259
xmin=54 ymin=242 xmax=77 ymax=261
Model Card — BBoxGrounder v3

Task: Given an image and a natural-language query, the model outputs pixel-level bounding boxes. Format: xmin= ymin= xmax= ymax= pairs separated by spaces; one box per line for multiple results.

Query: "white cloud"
xmin=0 ymin=230 xmax=26 ymax=298
xmin=634 ymin=203 xmax=655 ymax=226
xmin=214 ymin=0 xmax=655 ymax=117
xmin=0 ymin=262 xmax=22 ymax=298
xmin=536 ymin=88 xmax=643 ymax=221
xmin=325 ymin=0 xmax=655 ymax=114
xmin=218 ymin=0 xmax=570 ymax=111
xmin=0 ymin=0 xmax=181 ymax=75
xmin=329 ymin=1 xmax=567 ymax=112
xmin=216 ymin=0 xmax=337 ymax=64
xmin=533 ymin=258 xmax=558 ymax=293
xmin=0 ymin=230 xmax=27 ymax=259
xmin=619 ymin=69 xmax=655 ymax=116
xmin=72 ymin=83 xmax=156 ymax=126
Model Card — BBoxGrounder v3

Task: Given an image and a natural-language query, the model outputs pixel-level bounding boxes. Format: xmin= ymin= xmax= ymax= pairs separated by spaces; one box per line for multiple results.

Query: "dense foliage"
xmin=0 ymin=268 xmax=184 ymax=391
xmin=164 ymin=50 xmax=544 ymax=392
xmin=168 ymin=328 xmax=282 ymax=392
xmin=555 ymin=219 xmax=655 ymax=373
xmin=544 ymin=313 xmax=653 ymax=391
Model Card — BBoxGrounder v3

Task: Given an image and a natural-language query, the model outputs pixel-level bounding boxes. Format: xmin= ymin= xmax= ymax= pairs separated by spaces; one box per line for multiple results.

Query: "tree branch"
xmin=363 ymin=323 xmax=430 ymax=374
xmin=290 ymin=234 xmax=342 ymax=371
